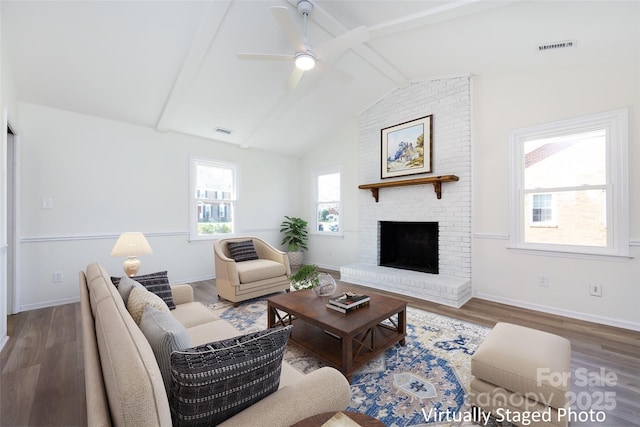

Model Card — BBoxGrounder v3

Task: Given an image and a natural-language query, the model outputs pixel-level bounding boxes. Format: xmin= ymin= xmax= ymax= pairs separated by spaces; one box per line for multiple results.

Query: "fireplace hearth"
xmin=379 ymin=221 xmax=438 ymax=274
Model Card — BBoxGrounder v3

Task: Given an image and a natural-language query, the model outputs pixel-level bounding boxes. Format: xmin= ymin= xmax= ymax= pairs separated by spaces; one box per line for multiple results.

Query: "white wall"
xmin=0 ymin=5 xmax=6 ymax=350
xmin=472 ymin=61 xmax=640 ymax=330
xmin=17 ymin=102 xmax=298 ymax=310
xmin=0 ymin=8 xmax=19 ymax=348
xmin=299 ymin=119 xmax=359 ymax=270
xmin=1 ymin=40 xmax=17 ymax=123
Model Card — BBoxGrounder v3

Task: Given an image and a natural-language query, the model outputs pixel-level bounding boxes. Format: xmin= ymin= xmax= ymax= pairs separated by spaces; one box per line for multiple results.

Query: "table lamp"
xmin=110 ymin=232 xmax=153 ymax=277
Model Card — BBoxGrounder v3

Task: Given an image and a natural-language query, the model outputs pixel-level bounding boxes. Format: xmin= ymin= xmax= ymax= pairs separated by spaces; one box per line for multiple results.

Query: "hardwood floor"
xmin=1 ymin=277 xmax=638 ymax=426
xmin=1 ymin=303 xmax=86 ymax=426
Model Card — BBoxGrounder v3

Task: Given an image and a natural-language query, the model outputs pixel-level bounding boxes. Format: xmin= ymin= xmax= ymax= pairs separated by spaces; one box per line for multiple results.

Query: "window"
xmin=510 ymin=109 xmax=628 ymax=257
xmin=530 ymin=193 xmax=555 ymax=226
xmin=190 ymin=158 xmax=236 ymax=239
xmin=314 ymin=169 xmax=341 ymax=234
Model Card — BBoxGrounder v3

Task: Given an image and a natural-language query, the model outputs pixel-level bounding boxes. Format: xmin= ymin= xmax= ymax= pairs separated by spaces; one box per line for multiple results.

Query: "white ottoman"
xmin=470 ymin=322 xmax=571 ymax=427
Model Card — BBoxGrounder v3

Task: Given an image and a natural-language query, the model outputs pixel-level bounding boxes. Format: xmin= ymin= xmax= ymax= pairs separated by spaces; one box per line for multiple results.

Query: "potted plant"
xmin=290 ymin=264 xmax=338 ymax=296
xmin=280 ymin=216 xmax=308 ymax=267
xmin=289 ymin=264 xmax=319 ymax=290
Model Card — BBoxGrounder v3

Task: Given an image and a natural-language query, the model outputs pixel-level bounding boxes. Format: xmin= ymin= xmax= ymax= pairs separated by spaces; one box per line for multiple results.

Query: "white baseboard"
xmin=177 ymin=274 xmax=215 ymax=284
xmin=474 ymin=291 xmax=640 ymax=332
xmin=21 ymin=296 xmax=80 ymax=312
xmin=315 ymin=263 xmax=341 ymax=272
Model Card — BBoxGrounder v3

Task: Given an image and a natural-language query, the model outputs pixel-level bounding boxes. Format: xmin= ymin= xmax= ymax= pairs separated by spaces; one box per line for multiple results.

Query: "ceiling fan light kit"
xmin=236 ymin=0 xmax=367 ymax=89
xmin=295 ymin=1 xmax=315 ymax=70
xmin=295 ymin=52 xmax=315 ymax=70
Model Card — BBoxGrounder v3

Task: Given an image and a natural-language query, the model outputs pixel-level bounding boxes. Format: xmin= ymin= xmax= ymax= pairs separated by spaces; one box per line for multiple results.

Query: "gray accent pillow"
xmin=139 ymin=305 xmax=192 ymax=396
xmin=169 ymin=326 xmax=292 ymax=426
xmin=112 ymin=271 xmax=176 ymax=310
xmin=115 ymin=275 xmax=144 ymax=304
xmin=227 ymin=240 xmax=259 ymax=262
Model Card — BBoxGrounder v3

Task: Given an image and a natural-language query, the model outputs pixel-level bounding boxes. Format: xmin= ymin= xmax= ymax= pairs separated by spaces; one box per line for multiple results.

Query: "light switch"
xmin=42 ymin=198 xmax=53 ymax=209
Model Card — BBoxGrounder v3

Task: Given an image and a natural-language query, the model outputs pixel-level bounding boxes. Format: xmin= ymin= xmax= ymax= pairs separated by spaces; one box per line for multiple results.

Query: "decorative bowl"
xmin=313 ymin=273 xmax=337 ymax=297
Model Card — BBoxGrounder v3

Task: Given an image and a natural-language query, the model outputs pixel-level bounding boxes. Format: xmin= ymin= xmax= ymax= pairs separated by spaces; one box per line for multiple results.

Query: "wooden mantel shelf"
xmin=358 ymin=175 xmax=459 ymax=202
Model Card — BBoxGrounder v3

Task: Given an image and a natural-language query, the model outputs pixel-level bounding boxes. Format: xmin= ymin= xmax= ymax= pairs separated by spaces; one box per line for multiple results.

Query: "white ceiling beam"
xmin=156 ymin=1 xmax=232 ymax=132
xmin=369 ymin=0 xmax=520 ymax=39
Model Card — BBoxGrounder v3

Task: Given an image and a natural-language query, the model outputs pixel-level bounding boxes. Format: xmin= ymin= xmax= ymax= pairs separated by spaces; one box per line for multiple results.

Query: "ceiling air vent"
xmin=538 ymin=40 xmax=576 ymax=51
xmin=214 ymin=126 xmax=233 ymax=135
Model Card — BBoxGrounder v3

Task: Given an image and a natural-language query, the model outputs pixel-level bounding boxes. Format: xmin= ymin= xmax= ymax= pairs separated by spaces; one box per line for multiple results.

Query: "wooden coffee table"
xmin=267 ymin=284 xmax=406 ymax=381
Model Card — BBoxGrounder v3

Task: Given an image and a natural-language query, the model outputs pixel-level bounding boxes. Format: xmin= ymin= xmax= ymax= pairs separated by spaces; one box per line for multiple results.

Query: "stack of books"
xmin=326 ymin=292 xmax=370 ymax=314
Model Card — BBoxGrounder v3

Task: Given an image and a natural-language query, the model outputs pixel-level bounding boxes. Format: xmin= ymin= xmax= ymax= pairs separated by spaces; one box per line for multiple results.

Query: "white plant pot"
xmin=287 ymin=251 xmax=304 ymax=268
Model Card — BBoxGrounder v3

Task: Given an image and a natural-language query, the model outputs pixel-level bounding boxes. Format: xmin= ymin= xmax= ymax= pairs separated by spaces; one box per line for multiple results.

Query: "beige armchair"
xmin=214 ymin=237 xmax=291 ymax=306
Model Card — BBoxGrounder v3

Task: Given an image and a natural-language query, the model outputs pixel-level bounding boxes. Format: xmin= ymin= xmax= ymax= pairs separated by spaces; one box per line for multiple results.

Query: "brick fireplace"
xmin=340 ymin=76 xmax=472 ymax=307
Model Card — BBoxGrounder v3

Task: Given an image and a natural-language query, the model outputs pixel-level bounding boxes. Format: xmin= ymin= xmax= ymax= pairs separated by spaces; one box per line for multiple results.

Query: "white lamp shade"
xmin=110 ymin=232 xmax=153 ymax=257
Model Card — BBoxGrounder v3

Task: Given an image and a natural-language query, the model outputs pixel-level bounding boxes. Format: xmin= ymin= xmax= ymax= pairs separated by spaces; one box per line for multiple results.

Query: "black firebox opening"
xmin=379 ymin=221 xmax=438 ymax=274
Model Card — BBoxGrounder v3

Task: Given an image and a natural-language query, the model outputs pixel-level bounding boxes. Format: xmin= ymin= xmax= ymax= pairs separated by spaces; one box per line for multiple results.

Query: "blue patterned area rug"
xmin=209 ymin=298 xmax=491 ymax=427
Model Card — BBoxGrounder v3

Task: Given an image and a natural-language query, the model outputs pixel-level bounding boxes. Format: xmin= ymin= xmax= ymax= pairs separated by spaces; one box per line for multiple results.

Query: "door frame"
xmin=3 ymin=108 xmax=20 ymax=318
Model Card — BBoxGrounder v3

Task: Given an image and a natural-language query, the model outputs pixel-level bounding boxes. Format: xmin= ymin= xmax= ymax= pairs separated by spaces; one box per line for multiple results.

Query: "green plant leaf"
xmin=280 ymin=216 xmax=309 ymax=252
xmin=290 ymin=264 xmax=319 ymax=290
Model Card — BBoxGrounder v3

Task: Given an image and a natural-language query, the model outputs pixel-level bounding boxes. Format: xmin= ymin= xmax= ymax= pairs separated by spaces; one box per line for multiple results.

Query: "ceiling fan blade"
xmin=236 ymin=53 xmax=294 ymax=62
xmin=315 ymin=26 xmax=369 ymax=59
xmin=286 ymin=67 xmax=305 ymax=90
xmin=271 ymin=6 xmax=305 ymax=52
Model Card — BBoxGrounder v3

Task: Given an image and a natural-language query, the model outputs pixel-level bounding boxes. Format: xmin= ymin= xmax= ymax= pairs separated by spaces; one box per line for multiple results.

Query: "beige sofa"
xmin=214 ymin=237 xmax=291 ymax=306
xmin=80 ymin=262 xmax=351 ymax=426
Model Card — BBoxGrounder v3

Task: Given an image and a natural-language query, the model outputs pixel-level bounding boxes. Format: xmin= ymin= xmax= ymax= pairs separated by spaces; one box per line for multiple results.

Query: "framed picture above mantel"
xmin=381 ymin=115 xmax=432 ymax=179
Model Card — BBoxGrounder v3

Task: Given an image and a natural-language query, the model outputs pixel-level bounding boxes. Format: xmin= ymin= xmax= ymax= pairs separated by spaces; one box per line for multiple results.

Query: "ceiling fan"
xmin=236 ymin=0 xmax=368 ymax=90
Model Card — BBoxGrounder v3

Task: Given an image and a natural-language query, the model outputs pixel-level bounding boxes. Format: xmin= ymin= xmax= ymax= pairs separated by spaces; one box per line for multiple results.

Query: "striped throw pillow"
xmin=113 ymin=271 xmax=175 ymax=310
xmin=169 ymin=326 xmax=292 ymax=426
xmin=227 ymin=240 xmax=259 ymax=262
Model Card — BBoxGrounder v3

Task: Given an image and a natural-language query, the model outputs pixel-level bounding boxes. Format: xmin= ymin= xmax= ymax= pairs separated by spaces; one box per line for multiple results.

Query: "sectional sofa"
xmin=79 ymin=262 xmax=351 ymax=426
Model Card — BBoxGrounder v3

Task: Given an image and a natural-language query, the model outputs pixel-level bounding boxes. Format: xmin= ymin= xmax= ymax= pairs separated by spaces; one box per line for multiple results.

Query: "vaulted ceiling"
xmin=2 ymin=1 xmax=637 ymax=156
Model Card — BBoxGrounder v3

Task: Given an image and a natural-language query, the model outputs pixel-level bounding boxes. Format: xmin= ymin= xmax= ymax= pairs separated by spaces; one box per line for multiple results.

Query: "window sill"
xmin=507 ymin=246 xmax=633 ymax=262
xmin=310 ymin=231 xmax=344 ymax=239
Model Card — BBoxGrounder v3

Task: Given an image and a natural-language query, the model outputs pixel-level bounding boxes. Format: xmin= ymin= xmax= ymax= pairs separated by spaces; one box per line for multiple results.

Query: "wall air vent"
xmin=215 ymin=126 xmax=233 ymax=135
xmin=538 ymin=40 xmax=576 ymax=51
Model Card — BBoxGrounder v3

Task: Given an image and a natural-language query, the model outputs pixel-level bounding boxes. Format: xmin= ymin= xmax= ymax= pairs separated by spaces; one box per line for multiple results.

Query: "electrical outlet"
xmin=42 ymin=197 xmax=53 ymax=209
xmin=52 ymin=271 xmax=64 ymax=283
xmin=589 ymin=283 xmax=603 ymax=297
xmin=537 ymin=274 xmax=549 ymax=287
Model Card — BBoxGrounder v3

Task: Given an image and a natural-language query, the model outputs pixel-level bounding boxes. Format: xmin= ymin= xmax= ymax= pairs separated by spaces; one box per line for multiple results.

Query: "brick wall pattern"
xmin=357 ymin=77 xmax=472 ymax=281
